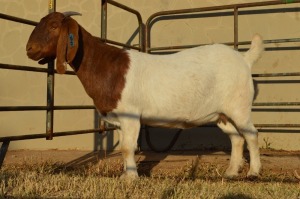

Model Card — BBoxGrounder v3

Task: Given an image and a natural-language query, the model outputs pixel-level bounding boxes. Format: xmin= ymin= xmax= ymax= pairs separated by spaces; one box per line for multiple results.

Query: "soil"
xmin=2 ymin=149 xmax=300 ymax=180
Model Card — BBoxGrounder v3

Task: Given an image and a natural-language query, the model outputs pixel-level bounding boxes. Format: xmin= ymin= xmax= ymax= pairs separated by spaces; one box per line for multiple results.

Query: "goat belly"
xmin=140 ymin=112 xmax=219 ymax=129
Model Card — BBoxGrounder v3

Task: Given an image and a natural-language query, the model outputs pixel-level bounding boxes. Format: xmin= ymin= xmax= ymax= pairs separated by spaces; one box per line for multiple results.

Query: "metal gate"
xmin=0 ymin=0 xmax=144 ymax=166
xmin=0 ymin=0 xmax=299 ymax=165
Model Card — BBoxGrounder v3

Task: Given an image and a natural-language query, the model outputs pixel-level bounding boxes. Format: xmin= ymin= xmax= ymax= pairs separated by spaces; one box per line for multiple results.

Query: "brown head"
xmin=26 ymin=12 xmax=81 ymax=74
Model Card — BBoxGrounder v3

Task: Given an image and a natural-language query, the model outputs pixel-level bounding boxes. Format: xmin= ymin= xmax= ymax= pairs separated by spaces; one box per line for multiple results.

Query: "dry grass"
xmin=0 ymin=159 xmax=299 ymax=199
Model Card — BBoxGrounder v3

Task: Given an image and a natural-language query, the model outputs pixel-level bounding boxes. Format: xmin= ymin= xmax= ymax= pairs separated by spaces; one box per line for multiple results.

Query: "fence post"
xmin=46 ymin=0 xmax=56 ymax=140
xmin=0 ymin=141 xmax=10 ymax=168
xmin=233 ymin=6 xmax=239 ymax=50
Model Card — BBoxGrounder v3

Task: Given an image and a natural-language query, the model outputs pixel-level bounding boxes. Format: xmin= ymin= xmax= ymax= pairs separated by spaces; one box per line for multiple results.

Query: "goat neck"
xmin=69 ymin=25 xmax=130 ymax=115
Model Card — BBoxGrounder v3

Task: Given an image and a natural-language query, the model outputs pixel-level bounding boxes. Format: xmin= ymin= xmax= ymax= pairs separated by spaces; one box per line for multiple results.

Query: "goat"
xmin=26 ymin=12 xmax=264 ymax=180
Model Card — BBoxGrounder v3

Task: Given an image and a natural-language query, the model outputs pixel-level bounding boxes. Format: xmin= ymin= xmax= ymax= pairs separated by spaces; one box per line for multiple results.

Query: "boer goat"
xmin=26 ymin=12 xmax=264 ymax=180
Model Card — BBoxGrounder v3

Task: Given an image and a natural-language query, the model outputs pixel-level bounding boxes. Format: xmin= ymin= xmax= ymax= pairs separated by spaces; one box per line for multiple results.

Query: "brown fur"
xmin=56 ymin=17 xmax=79 ymax=74
xmin=26 ymin=12 xmax=130 ymax=114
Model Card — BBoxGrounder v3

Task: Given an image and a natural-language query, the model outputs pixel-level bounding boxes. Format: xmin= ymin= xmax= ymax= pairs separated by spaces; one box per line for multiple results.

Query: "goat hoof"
xmin=246 ymin=169 xmax=260 ymax=180
xmin=224 ymin=168 xmax=239 ymax=179
xmin=120 ymin=171 xmax=139 ymax=182
xmin=224 ymin=173 xmax=239 ymax=180
xmin=246 ymin=173 xmax=259 ymax=181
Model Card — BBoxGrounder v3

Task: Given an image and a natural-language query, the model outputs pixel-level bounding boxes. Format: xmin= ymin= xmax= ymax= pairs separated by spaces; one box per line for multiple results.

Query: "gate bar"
xmin=0 ymin=141 xmax=10 ymax=168
xmin=147 ymin=37 xmax=300 ymax=52
xmin=101 ymin=0 xmax=144 ymax=51
xmin=0 ymin=63 xmax=77 ymax=75
xmin=46 ymin=0 xmax=56 ymax=140
xmin=0 ymin=127 xmax=117 ymax=142
xmin=1 ymin=102 xmax=300 ymax=112
xmin=0 ymin=105 xmax=95 ymax=111
xmin=0 ymin=13 xmax=37 ymax=26
xmin=234 ymin=6 xmax=238 ymax=50
xmin=145 ymin=0 xmax=300 ymax=52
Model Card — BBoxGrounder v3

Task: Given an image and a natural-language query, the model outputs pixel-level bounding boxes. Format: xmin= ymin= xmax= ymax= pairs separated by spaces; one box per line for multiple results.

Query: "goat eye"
xmin=50 ymin=22 xmax=58 ymax=30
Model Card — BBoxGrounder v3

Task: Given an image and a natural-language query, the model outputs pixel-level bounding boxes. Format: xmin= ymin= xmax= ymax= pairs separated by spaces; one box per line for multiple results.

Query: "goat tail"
xmin=243 ymin=34 xmax=264 ymax=68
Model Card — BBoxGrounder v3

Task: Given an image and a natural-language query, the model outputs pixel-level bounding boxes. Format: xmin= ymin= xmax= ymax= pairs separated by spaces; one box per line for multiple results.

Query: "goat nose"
xmin=26 ymin=43 xmax=33 ymax=52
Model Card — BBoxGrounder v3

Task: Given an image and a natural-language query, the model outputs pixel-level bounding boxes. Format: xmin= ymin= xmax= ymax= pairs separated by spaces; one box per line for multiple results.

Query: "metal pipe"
xmin=0 ymin=127 xmax=117 ymax=142
xmin=0 ymin=105 xmax=95 ymax=112
xmin=0 ymin=63 xmax=49 ymax=73
xmin=46 ymin=0 xmax=56 ymax=140
xmin=253 ymin=102 xmax=300 ymax=106
xmin=146 ymin=37 xmax=300 ymax=52
xmin=106 ymin=0 xmax=144 ymax=50
xmin=101 ymin=0 xmax=144 ymax=51
xmin=146 ymin=0 xmax=300 ymax=26
xmin=99 ymin=38 xmax=141 ymax=50
xmin=145 ymin=0 xmax=300 ymax=53
xmin=107 ymin=0 xmax=143 ymax=23
xmin=101 ymin=0 xmax=108 ymax=40
xmin=0 ymin=13 xmax=38 ymax=26
xmin=0 ymin=141 xmax=10 ymax=169
xmin=3 ymin=104 xmax=297 ymax=112
xmin=233 ymin=6 xmax=239 ymax=50
xmin=0 ymin=63 xmax=77 ymax=75
xmin=252 ymin=72 xmax=300 ymax=77
xmin=255 ymin=124 xmax=300 ymax=128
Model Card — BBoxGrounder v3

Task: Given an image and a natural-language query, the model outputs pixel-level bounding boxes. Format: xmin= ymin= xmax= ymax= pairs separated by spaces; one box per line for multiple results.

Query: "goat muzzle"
xmin=26 ymin=43 xmax=42 ymax=61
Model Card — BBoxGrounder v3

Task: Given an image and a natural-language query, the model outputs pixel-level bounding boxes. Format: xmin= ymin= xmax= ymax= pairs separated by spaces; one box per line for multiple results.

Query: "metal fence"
xmin=0 ymin=0 xmax=143 ymax=166
xmin=0 ymin=0 xmax=299 ymax=163
xmin=144 ymin=0 xmax=300 ymax=129
xmin=142 ymin=0 xmax=300 ymax=151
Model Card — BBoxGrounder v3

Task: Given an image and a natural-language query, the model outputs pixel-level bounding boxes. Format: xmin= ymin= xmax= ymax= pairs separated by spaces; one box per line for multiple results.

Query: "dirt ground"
xmin=2 ymin=149 xmax=300 ymax=180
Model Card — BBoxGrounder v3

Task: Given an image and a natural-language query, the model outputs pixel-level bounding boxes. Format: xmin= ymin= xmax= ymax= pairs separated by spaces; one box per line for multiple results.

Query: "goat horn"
xmin=62 ymin=11 xmax=82 ymax=17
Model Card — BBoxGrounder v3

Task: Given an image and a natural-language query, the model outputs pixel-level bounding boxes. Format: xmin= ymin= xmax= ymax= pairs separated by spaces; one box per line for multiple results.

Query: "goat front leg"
xmin=118 ymin=118 xmax=140 ymax=180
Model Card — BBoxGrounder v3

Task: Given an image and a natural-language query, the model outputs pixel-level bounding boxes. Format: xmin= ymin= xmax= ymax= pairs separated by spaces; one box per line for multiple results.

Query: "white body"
xmin=119 ymin=44 xmax=253 ymax=128
xmin=102 ymin=35 xmax=264 ymax=180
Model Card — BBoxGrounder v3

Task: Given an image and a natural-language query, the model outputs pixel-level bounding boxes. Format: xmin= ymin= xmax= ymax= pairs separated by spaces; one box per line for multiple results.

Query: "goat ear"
xmin=56 ymin=18 xmax=79 ymax=74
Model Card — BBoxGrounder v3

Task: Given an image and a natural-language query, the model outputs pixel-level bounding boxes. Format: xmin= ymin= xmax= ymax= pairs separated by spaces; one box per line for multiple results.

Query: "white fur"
xmin=103 ymin=34 xmax=264 ymax=180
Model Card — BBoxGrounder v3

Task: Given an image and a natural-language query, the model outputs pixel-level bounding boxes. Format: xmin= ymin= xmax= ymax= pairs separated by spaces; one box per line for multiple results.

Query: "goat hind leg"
xmin=242 ymin=124 xmax=261 ymax=178
xmin=218 ymin=121 xmax=245 ymax=178
xmin=233 ymin=119 xmax=261 ymax=178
